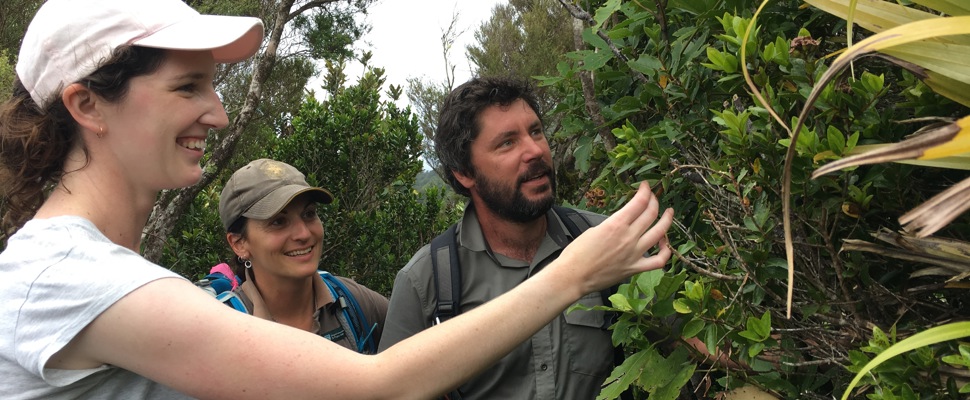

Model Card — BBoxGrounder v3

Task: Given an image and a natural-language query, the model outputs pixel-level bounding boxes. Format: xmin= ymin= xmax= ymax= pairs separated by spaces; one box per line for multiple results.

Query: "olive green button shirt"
xmin=379 ymin=206 xmax=613 ymax=400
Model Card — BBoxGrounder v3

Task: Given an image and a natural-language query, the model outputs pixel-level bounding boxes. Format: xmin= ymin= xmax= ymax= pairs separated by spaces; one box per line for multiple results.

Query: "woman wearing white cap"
xmin=0 ymin=0 xmax=675 ymax=399
xmin=217 ymin=158 xmax=388 ymax=354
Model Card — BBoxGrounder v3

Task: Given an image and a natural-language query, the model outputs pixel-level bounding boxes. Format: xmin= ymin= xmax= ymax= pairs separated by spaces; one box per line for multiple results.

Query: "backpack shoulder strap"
xmin=552 ymin=205 xmax=592 ymax=237
xmin=216 ymin=290 xmax=249 ymax=313
xmin=552 ymin=206 xmax=615 ymax=325
xmin=431 ymin=224 xmax=461 ymax=325
xmin=428 ymin=225 xmax=465 ymax=400
xmin=195 ymin=274 xmax=249 ymax=314
xmin=319 ymin=271 xmax=378 ymax=354
xmin=554 ymin=205 xmax=628 ymax=394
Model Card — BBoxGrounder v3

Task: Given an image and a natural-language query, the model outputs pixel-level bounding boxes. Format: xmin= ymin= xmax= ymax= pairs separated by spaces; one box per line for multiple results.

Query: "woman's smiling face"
xmin=238 ymin=194 xmax=325 ymax=281
xmin=98 ymin=49 xmax=228 ymax=191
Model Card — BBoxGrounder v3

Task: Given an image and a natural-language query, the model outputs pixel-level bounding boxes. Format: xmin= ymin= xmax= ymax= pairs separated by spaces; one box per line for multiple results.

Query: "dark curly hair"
xmin=0 ymin=46 xmax=167 ymax=235
xmin=434 ymin=76 xmax=542 ymax=197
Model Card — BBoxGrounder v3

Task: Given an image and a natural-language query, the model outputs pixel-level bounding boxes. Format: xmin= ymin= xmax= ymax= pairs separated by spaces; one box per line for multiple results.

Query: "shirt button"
xmin=540 ymin=364 xmax=548 ymax=371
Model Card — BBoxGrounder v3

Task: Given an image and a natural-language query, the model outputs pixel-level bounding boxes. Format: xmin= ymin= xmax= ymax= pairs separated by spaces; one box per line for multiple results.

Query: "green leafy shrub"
xmin=542 ymin=0 xmax=969 ymax=398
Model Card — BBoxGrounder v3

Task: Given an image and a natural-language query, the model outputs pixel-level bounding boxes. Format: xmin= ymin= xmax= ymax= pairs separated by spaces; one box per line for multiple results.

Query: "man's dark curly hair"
xmin=434 ymin=76 xmax=542 ymax=197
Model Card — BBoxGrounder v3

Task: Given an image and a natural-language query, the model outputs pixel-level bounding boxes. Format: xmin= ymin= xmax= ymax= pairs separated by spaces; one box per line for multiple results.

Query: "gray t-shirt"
xmin=0 ymin=216 xmax=190 ymax=399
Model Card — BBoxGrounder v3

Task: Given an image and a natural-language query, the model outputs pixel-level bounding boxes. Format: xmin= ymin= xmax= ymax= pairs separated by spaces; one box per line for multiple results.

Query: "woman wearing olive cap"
xmin=0 ymin=0 xmax=674 ymax=398
xmin=218 ymin=158 xmax=388 ymax=353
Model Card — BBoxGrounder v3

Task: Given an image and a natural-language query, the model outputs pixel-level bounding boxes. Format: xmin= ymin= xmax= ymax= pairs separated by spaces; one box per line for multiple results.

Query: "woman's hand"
xmin=555 ymin=181 xmax=674 ymax=295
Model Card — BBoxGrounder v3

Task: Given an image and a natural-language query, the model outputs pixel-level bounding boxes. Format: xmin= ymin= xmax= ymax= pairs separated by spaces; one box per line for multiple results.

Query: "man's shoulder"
xmin=398 ymin=242 xmax=435 ymax=276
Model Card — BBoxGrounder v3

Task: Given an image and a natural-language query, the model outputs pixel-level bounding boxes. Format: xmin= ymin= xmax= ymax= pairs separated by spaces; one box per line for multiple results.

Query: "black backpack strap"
xmin=554 ymin=207 xmax=631 ymax=400
xmin=431 ymin=224 xmax=461 ymax=325
xmin=552 ymin=205 xmax=589 ymax=238
xmin=430 ymin=224 xmax=464 ymax=400
xmin=553 ymin=206 xmax=617 ymax=327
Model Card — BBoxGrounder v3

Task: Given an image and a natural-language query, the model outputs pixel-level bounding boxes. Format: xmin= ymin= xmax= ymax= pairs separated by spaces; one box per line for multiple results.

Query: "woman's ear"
xmin=226 ymin=232 xmax=249 ymax=259
xmin=61 ymin=82 xmax=102 ymax=134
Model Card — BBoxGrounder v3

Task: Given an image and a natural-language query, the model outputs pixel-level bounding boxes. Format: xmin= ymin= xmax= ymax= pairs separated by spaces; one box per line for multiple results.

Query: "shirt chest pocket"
xmin=563 ymin=292 xmax=608 ymax=329
xmin=562 ymin=292 xmax=614 ymax=378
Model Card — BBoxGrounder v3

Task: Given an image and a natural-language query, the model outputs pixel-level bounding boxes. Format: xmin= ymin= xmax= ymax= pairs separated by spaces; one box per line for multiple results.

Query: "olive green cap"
xmin=219 ymin=159 xmax=333 ymax=231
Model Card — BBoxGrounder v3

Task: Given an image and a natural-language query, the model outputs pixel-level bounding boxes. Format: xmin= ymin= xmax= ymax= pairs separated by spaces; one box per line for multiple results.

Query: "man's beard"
xmin=475 ymin=161 xmax=556 ymax=223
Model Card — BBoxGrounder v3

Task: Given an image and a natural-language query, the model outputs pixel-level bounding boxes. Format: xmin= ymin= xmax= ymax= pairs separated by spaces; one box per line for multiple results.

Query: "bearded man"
xmin=379 ymin=76 xmax=632 ymax=400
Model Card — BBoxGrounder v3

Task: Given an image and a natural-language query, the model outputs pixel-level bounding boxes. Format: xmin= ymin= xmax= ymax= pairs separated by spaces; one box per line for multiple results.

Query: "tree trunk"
xmin=565 ymin=6 xmax=616 ymax=152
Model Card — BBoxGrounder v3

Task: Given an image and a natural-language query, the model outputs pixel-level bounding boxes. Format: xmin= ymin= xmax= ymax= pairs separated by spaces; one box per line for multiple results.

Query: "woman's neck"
xmin=34 ymin=158 xmax=157 ymax=252
xmin=252 ymin=273 xmax=318 ymax=331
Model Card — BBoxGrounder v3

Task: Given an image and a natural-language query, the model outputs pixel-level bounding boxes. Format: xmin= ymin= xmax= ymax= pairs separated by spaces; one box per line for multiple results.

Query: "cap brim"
xmin=242 ymin=186 xmax=334 ymax=220
xmin=133 ymin=15 xmax=263 ymax=63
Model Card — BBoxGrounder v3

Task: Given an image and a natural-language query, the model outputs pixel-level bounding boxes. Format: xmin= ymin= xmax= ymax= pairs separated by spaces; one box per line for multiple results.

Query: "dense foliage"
xmin=541 ymin=0 xmax=970 ymax=398
xmin=3 ymin=0 xmax=969 ymax=397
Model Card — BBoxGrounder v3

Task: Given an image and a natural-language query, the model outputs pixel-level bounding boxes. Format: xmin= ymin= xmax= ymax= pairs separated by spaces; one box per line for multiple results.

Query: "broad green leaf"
xmin=749 ymin=311 xmax=772 ymax=340
xmin=926 ymin=71 xmax=970 ymax=107
xmin=804 ymin=0 xmax=949 ymax=41
xmin=582 ymin=28 xmax=610 ymax=51
xmin=583 ymin=51 xmax=613 ymax=71
xmin=608 ymin=293 xmax=633 ymax=312
xmin=911 ymin=0 xmax=970 ymax=16
xmin=881 ymin=42 xmax=970 ymax=85
xmin=592 ymin=0 xmax=622 ymax=33
xmin=748 ymin=342 xmax=765 ymax=358
xmin=597 ymin=348 xmax=649 ymax=399
xmin=841 ymin=321 xmax=970 ymax=400
xmin=574 ymin=135 xmax=593 ymax=173
xmin=673 ymin=298 xmax=692 ymax=314
xmin=682 ymin=318 xmax=705 ymax=338
xmin=629 ymin=54 xmax=662 ymax=76
xmin=634 ymin=269 xmax=664 ymax=303
xmin=640 ymin=347 xmax=696 ymax=400
xmin=815 ymin=144 xmax=970 ymax=170
xmin=827 ymin=125 xmax=846 ymax=155
xmin=705 ymin=47 xmax=728 ymax=71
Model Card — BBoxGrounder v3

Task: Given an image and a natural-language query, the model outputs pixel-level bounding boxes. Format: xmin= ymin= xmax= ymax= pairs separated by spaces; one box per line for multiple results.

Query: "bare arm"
xmin=63 ymin=181 xmax=674 ymax=399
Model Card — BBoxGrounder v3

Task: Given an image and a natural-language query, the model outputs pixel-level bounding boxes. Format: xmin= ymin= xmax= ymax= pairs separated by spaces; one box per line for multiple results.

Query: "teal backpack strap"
xmin=318 ymin=271 xmax=378 ymax=354
xmin=195 ymin=275 xmax=249 ymax=314
xmin=216 ymin=290 xmax=249 ymax=313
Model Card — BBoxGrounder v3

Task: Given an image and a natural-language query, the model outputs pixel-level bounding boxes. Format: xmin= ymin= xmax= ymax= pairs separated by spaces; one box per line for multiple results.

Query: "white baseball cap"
xmin=16 ymin=0 xmax=264 ymax=109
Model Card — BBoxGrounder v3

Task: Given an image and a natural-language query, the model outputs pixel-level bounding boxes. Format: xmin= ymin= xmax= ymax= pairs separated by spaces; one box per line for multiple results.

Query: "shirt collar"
xmin=457 ymin=203 xmax=574 ymax=265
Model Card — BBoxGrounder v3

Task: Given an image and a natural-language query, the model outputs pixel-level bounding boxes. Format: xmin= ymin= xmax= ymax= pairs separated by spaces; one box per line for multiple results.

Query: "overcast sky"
xmin=320 ymin=0 xmax=506 ymax=106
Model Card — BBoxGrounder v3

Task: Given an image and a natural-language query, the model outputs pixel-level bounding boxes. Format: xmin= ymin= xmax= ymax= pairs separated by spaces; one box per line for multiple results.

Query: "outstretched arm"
xmin=63 ymin=181 xmax=674 ymax=400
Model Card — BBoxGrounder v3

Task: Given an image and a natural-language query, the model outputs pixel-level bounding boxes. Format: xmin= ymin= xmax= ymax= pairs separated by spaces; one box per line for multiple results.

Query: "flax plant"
xmin=742 ymin=0 xmax=970 ymax=397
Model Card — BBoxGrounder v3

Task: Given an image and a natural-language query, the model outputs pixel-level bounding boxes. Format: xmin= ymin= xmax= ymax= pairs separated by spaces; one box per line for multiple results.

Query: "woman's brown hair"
xmin=0 ymin=45 xmax=167 ymax=236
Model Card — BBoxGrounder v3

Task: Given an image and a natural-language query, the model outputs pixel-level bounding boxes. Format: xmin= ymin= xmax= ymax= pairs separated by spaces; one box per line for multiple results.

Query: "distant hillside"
xmin=414 ymin=169 xmax=450 ymax=193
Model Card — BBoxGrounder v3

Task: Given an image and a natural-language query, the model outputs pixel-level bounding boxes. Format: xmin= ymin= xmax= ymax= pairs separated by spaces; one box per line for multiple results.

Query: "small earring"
xmin=96 ymin=126 xmax=104 ymax=139
xmin=244 ymin=260 xmax=252 ymax=269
